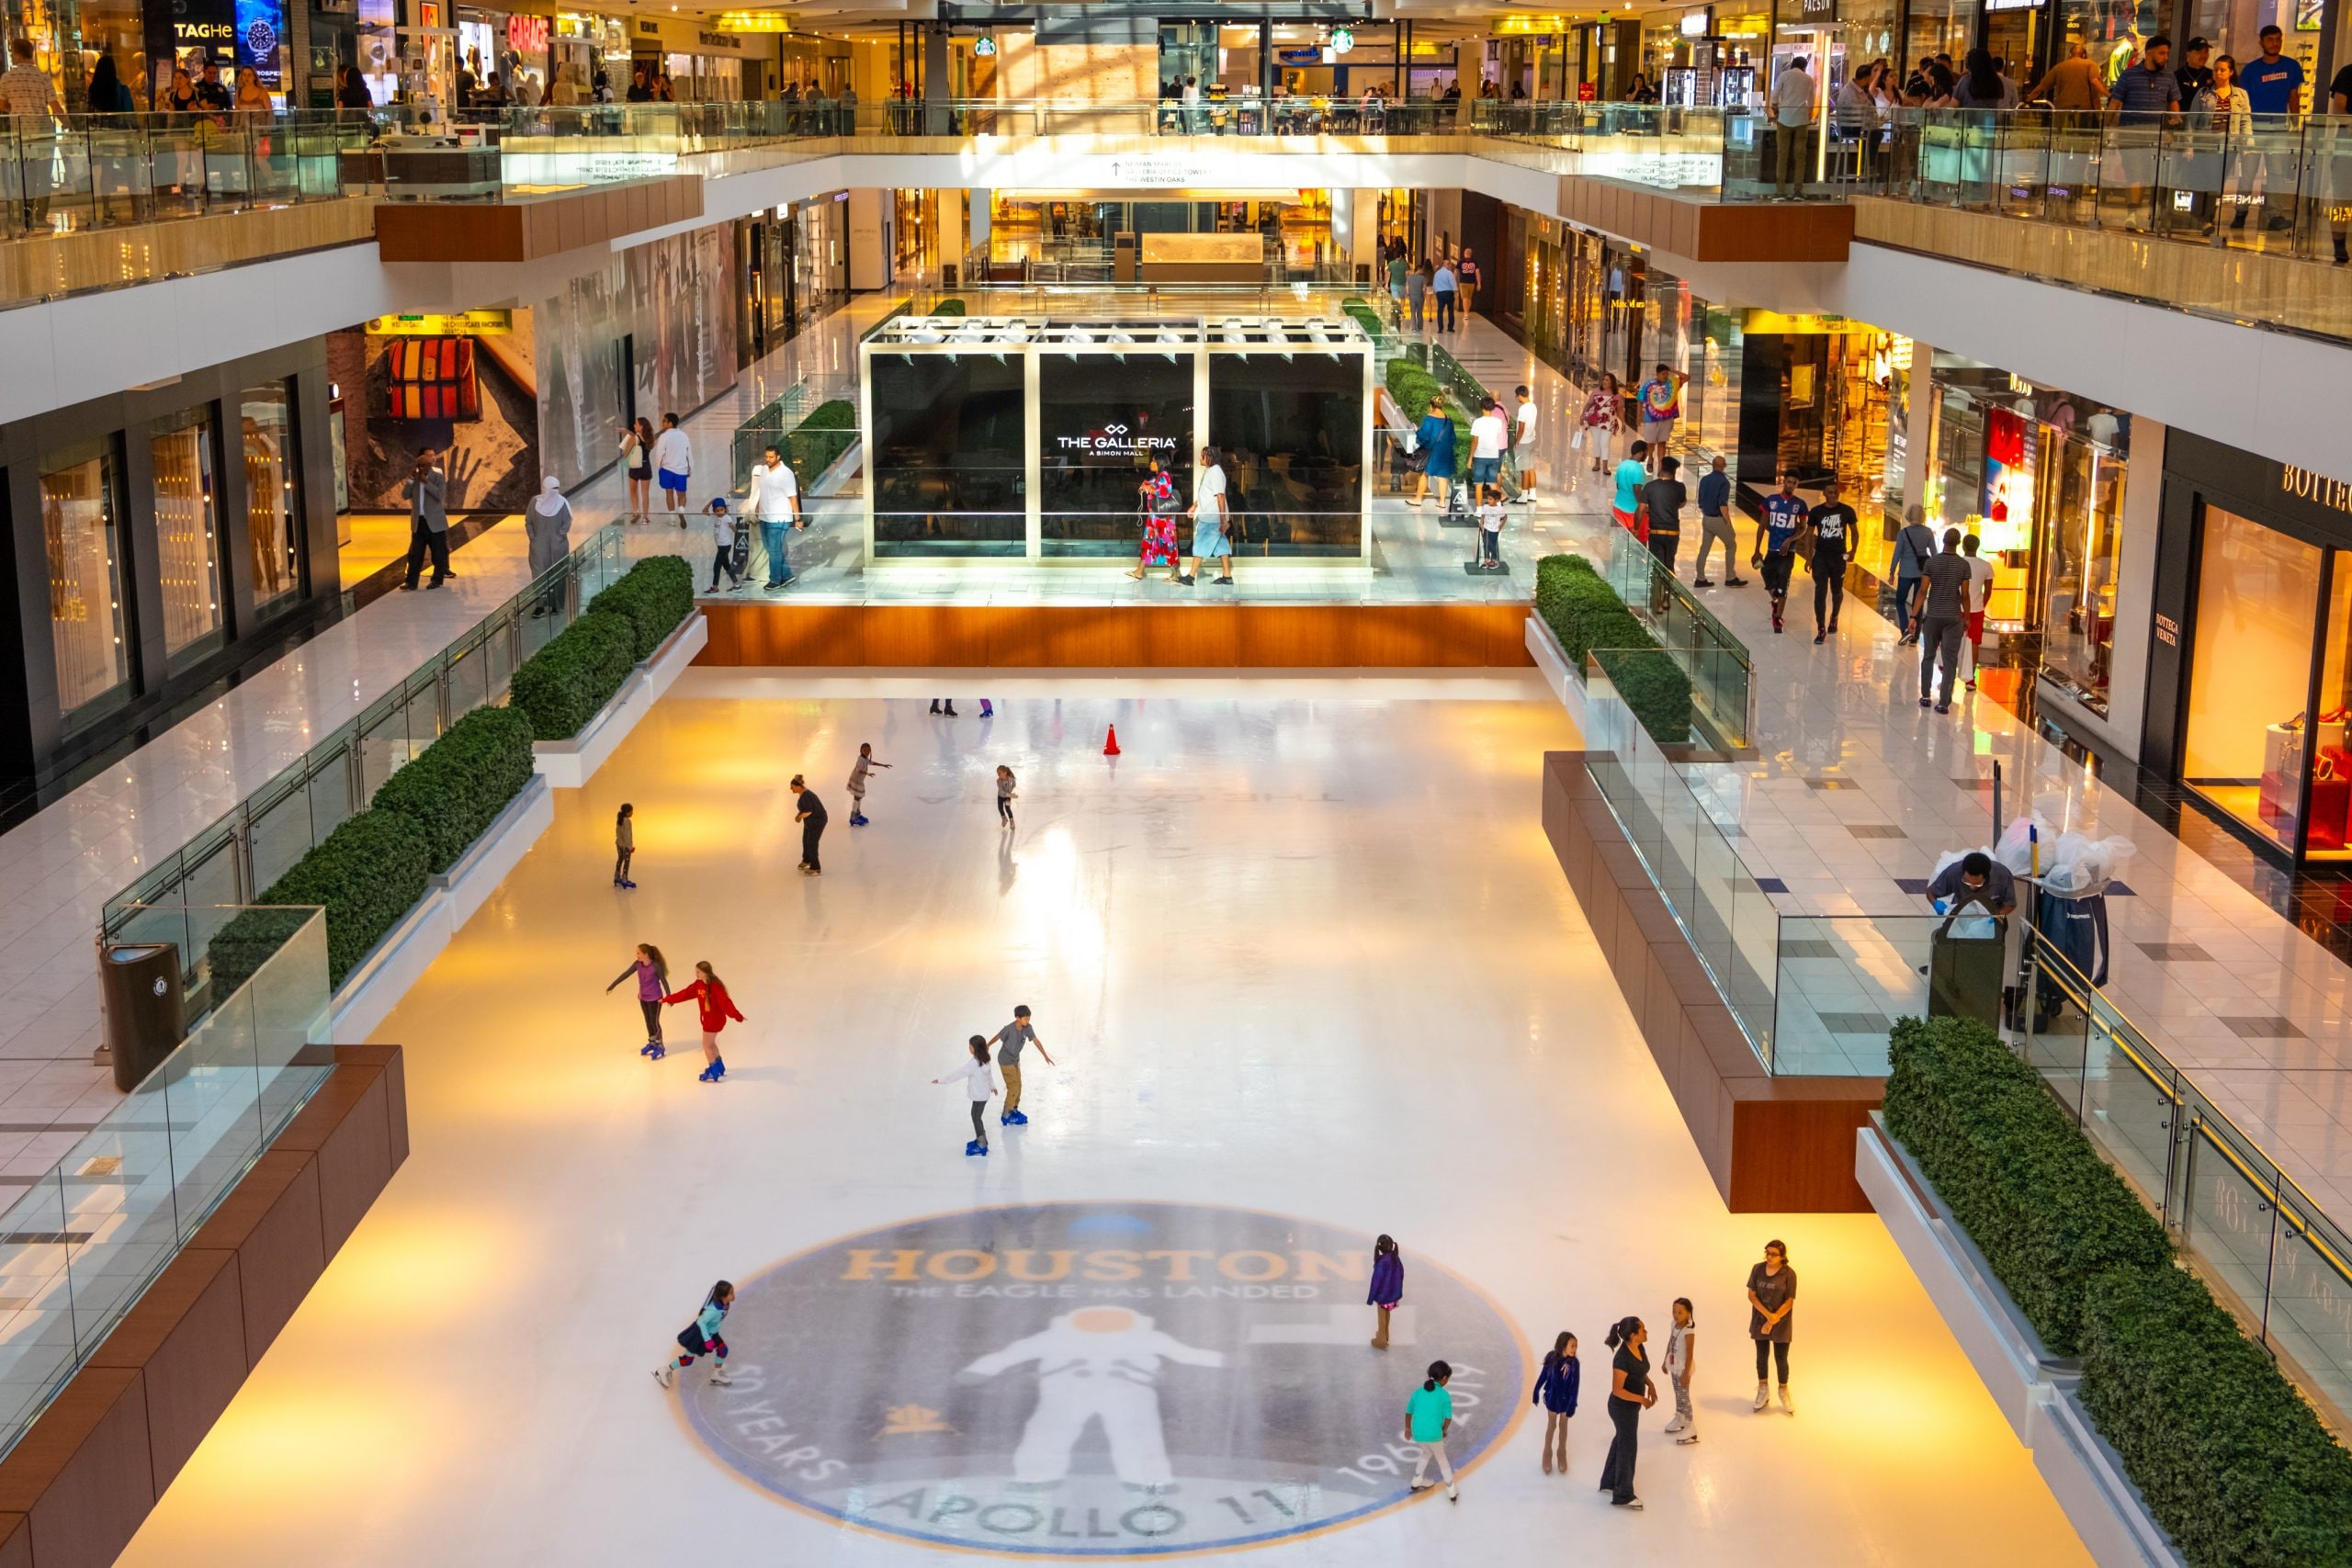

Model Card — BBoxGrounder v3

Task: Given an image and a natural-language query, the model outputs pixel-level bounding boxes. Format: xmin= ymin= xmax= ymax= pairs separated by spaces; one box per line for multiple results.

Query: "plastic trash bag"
xmin=2037 ymin=831 xmax=2136 ymax=898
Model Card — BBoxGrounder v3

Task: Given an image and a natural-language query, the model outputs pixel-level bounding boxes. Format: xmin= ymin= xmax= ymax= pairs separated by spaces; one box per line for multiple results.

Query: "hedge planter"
xmin=587 ymin=555 xmax=696 ymax=662
xmin=533 ymin=611 xmax=707 ymax=790
xmin=1531 ymin=554 xmax=1695 ymax=747
xmin=255 ymin=809 xmax=433 ymax=989
xmin=369 ymin=705 xmax=535 ymax=874
xmin=511 ymin=611 xmax=637 ymax=741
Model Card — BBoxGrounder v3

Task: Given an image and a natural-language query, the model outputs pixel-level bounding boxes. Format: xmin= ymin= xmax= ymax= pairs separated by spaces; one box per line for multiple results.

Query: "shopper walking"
xmin=1634 ymin=364 xmax=1686 ymax=473
xmin=704 ymin=497 xmax=741 ymax=593
xmin=1368 ymin=1235 xmax=1404 ymax=1349
xmin=1961 ymin=532 xmax=1994 ymax=691
xmin=400 ymin=449 xmax=450 ymax=591
xmin=933 ymin=1034 xmax=998 ymax=1156
xmin=847 ymin=742 xmax=889 ymax=826
xmin=751 ymin=442 xmax=802 ymax=591
xmin=1130 ymin=457 xmax=1182 ymax=581
xmin=1184 ymin=446 xmax=1233 ymax=586
xmin=662 ymin=960 xmax=744 ymax=1083
xmin=1747 ymin=1239 xmax=1798 ymax=1414
xmin=1692 ymin=456 xmax=1746 ymax=585
xmin=3 ymin=39 xmax=63 ymax=228
xmin=1468 ymin=397 xmax=1508 ymax=500
xmin=1889 ymin=505 xmax=1937 ymax=645
xmin=605 ymin=942 xmax=669 ymax=1056
xmin=1752 ymin=473 xmax=1807 ymax=634
xmin=1412 ymin=399 xmax=1456 ymax=513
xmin=1661 ymin=1298 xmax=1699 ymax=1443
xmin=1599 ymin=1316 xmax=1654 ymax=1507
xmin=526 ymin=475 xmax=573 ymax=614
xmin=1405 ymin=1361 xmax=1459 ymax=1501
xmin=1640 ymin=457 xmax=1688 ymax=574
xmin=1911 ymin=525 xmax=1972 ymax=712
xmin=790 ymin=774 xmax=828 ymax=874
xmin=1611 ymin=440 xmax=1651 ymax=538
xmin=1773 ymin=53 xmax=1818 ymax=199
xmin=1405 ymin=256 xmax=1429 ymax=331
xmin=1431 ymin=254 xmax=1458 ymax=333
xmin=988 ymin=1003 xmax=1053 ymax=1125
xmin=1531 ymin=1330 xmax=1580 ymax=1473
xmin=651 ymin=412 xmax=692 ymax=524
xmin=1801 ymin=478 xmax=1857 ymax=644
xmin=995 ymin=765 xmax=1019 ymax=829
xmin=1504 ymin=384 xmax=1540 ymax=504
xmin=612 ymin=802 xmax=637 ymax=888
xmin=1475 ymin=486 xmax=1506 ymax=570
xmin=621 ymin=417 xmax=654 ymax=523
xmin=1579 ymin=373 xmax=1625 ymax=476
xmin=1458 ymin=247 xmax=1482 ymax=315
xmin=652 ymin=1280 xmax=734 ymax=1388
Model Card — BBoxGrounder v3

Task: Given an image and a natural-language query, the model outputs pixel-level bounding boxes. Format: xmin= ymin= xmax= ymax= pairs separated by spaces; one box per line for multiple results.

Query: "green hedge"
xmin=510 ymin=610 xmax=638 ymax=741
xmin=369 ymin=705 xmax=536 ymax=874
xmin=1883 ymin=1015 xmax=2171 ymax=1355
xmin=931 ymin=298 xmax=967 ymax=317
xmin=1533 ymin=554 xmax=1693 ymax=744
xmin=587 ymin=556 xmax=696 ymax=661
xmin=255 ymin=810 xmax=432 ymax=988
xmin=2081 ymin=1266 xmax=2352 ymax=1568
xmin=1385 ymin=357 xmax=1473 ymax=460
xmin=1340 ymin=296 xmax=1385 ymax=338
xmin=204 ymin=905 xmax=319 ymax=1007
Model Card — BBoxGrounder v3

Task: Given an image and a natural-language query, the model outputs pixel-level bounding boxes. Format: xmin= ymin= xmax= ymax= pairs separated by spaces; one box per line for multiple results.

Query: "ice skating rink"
xmin=117 ymin=672 xmax=2090 ymax=1567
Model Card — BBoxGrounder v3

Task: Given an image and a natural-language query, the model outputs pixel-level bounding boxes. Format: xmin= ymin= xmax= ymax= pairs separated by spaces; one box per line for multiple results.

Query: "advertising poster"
xmin=327 ymin=311 xmax=542 ymax=513
xmin=234 ymin=0 xmax=287 ymax=86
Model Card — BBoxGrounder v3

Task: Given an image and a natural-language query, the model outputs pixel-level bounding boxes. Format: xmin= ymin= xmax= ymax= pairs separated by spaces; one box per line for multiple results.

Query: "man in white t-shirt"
xmin=1504 ymin=384 xmax=1540 ymax=505
xmin=1467 ymin=398 xmax=1509 ymax=502
xmin=749 ymin=443 xmax=803 ymax=592
xmin=1961 ymin=531 xmax=1996 ymax=691
xmin=1773 ymin=56 xmax=1817 ymax=199
xmin=650 ymin=413 xmax=693 ymax=523
xmin=1184 ymin=445 xmax=1233 ymax=586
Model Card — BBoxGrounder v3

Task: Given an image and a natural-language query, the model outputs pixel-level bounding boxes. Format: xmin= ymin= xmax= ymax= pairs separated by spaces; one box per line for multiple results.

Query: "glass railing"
xmin=98 ymin=524 xmax=629 ymax=964
xmin=730 ymin=375 xmax=856 ymax=496
xmin=0 ymin=905 xmax=330 ymax=1461
xmin=1583 ymin=662 xmax=1943 ymax=1075
xmin=0 ymin=109 xmax=386 ymax=243
xmin=1600 ymin=523 xmax=1754 ymax=750
xmin=2020 ymin=930 xmax=2352 ymax=1433
xmin=1474 ymin=100 xmax=1755 ymax=195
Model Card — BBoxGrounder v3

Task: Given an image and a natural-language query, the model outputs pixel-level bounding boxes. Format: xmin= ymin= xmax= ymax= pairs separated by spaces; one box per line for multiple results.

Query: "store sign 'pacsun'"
xmin=1057 ymin=423 xmax=1177 ymax=457
xmin=680 ymin=1202 xmax=1523 ymax=1555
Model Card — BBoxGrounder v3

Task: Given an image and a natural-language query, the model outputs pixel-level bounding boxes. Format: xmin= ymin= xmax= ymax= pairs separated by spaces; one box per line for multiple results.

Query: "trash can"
xmin=101 ymin=942 xmax=184 ymax=1092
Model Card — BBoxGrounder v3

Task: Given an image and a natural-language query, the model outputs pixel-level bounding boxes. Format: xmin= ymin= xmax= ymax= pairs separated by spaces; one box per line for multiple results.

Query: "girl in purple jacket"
xmin=1369 ymin=1234 xmax=1404 ymax=1350
xmin=605 ymin=943 xmax=672 ymax=1058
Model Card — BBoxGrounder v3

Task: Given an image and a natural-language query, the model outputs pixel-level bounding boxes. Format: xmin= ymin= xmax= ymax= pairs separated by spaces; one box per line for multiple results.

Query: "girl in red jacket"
xmin=663 ymin=961 xmax=744 ymax=1083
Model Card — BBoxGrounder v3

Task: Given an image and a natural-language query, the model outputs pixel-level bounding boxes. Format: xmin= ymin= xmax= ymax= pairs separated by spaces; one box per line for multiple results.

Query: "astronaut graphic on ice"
xmin=957 ymin=1307 xmax=1225 ymax=1490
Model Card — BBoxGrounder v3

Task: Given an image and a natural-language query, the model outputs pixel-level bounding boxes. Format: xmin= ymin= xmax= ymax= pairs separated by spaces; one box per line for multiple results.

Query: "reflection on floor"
xmin=118 ymin=678 xmax=2086 ymax=1566
xmin=337 ymin=513 xmax=518 ymax=586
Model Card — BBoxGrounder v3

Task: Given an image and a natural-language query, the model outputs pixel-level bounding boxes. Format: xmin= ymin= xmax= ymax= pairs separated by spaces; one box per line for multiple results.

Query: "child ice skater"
xmin=654 ymin=1280 xmax=734 ymax=1389
xmin=613 ymin=803 xmax=636 ymax=888
xmin=847 ymin=742 xmax=890 ymax=828
xmin=1662 ymin=1297 xmax=1698 ymax=1443
xmin=605 ymin=942 xmax=670 ymax=1058
xmin=933 ymin=1033 xmax=997 ymax=1157
xmin=1368 ymin=1234 xmax=1403 ymax=1349
xmin=996 ymin=765 xmax=1018 ymax=829
xmin=1532 ymin=1330 xmax=1580 ymax=1472
xmin=662 ymin=960 xmax=744 ymax=1083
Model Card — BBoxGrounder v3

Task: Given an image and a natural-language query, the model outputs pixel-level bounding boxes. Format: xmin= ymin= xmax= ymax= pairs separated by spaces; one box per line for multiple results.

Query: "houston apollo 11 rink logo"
xmin=681 ymin=1201 xmax=1525 ymax=1554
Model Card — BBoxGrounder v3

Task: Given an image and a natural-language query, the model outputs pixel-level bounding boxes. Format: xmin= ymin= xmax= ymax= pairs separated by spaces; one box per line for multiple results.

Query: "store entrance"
xmin=979 ymin=192 xmax=1336 ymax=278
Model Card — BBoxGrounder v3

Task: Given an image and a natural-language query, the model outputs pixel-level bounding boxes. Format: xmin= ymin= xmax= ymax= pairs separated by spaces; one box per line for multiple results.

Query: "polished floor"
xmin=118 ymin=677 xmax=2086 ymax=1565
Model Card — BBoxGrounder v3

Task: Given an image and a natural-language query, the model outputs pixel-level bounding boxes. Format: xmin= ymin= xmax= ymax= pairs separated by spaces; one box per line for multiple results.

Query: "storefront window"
xmin=40 ymin=439 xmax=132 ymax=722
xmin=2035 ymin=433 xmax=2126 ymax=712
xmin=1039 ymin=355 xmax=1193 ymax=558
xmin=2184 ymin=505 xmax=2320 ymax=854
xmin=868 ymin=353 xmax=1025 ymax=558
xmin=242 ymin=382 xmax=302 ymax=615
xmin=1206 ymin=352 xmax=1364 ymax=557
xmin=151 ymin=408 xmax=225 ymax=665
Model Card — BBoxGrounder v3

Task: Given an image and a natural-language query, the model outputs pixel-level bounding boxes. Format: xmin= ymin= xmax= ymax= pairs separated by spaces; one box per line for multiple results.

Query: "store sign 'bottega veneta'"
xmin=2281 ymin=466 xmax=2352 ymax=520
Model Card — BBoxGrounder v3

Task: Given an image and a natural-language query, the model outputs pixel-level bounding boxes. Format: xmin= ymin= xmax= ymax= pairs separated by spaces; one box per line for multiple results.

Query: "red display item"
xmin=1986 ymin=406 xmax=2027 ymax=467
xmin=385 ymin=338 xmax=481 ymax=423
xmin=2313 ymin=747 xmax=2352 ymax=851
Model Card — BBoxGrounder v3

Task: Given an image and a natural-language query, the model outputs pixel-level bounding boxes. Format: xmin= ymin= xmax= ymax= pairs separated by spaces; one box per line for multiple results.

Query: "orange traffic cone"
xmin=1103 ymin=725 xmax=1121 ymax=756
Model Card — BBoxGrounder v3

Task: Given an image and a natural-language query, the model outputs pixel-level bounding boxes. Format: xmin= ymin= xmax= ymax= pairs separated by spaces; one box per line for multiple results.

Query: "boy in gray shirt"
xmin=989 ymin=1004 xmax=1056 ymax=1126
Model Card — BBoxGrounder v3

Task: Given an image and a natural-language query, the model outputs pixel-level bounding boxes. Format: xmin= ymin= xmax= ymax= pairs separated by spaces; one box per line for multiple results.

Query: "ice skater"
xmin=934 ymin=1033 xmax=997 ymax=1156
xmin=654 ymin=1280 xmax=734 ymax=1388
xmin=958 ymin=1307 xmax=1225 ymax=1488
xmin=1662 ymin=1298 xmax=1698 ymax=1443
xmin=978 ymin=698 xmax=994 ymax=718
xmin=930 ymin=698 xmax=959 ymax=716
xmin=847 ymin=742 xmax=890 ymax=827
xmin=613 ymin=803 xmax=636 ymax=888
xmin=1531 ymin=1331 xmax=1579 ymax=1473
xmin=1406 ymin=1360 xmax=1459 ymax=1502
xmin=1368 ymin=1234 xmax=1403 ymax=1349
xmin=662 ymin=960 xmax=743 ymax=1083
xmin=605 ymin=942 xmax=671 ymax=1058
xmin=995 ymin=765 xmax=1018 ymax=829
xmin=789 ymin=774 xmax=828 ymax=874
xmin=988 ymin=1004 xmax=1054 ymax=1126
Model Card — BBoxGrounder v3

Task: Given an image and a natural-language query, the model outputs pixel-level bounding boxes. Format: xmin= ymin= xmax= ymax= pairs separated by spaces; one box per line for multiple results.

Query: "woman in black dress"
xmin=1747 ymin=1237 xmax=1798 ymax=1414
xmin=1598 ymin=1315 xmax=1654 ymax=1508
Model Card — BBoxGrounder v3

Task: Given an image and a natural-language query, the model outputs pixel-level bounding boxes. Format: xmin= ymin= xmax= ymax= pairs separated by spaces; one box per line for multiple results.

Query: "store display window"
xmin=242 ymin=382 xmax=303 ymax=615
xmin=39 ymin=438 xmax=133 ymax=726
xmin=2035 ymin=434 xmax=2126 ymax=714
xmin=1206 ymin=352 xmax=1363 ymax=557
xmin=868 ymin=354 xmax=1025 ymax=558
xmin=1039 ymin=355 xmax=1193 ymax=558
xmin=150 ymin=408 xmax=225 ymax=668
xmin=2183 ymin=505 xmax=2322 ymax=854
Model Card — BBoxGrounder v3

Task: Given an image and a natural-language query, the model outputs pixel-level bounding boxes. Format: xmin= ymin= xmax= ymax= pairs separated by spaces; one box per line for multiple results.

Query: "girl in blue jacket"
xmin=1532 ymin=1330 xmax=1580 ymax=1473
xmin=655 ymin=1280 xmax=734 ymax=1389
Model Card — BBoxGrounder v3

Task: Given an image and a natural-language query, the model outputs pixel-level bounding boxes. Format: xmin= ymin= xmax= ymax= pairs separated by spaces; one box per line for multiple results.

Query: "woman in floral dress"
xmin=1130 ymin=459 xmax=1182 ymax=581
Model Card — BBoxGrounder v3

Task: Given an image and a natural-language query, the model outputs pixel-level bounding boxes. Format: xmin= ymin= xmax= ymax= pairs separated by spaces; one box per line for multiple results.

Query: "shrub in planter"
xmin=1596 ymin=647 xmax=1695 ymax=745
xmin=370 ymin=704 xmax=537 ymax=874
xmin=2080 ymin=1264 xmax=2352 ymax=1568
xmin=204 ymin=905 xmax=320 ymax=1006
xmin=788 ymin=398 xmax=857 ymax=482
xmin=255 ymin=809 xmax=433 ymax=988
xmin=931 ymin=298 xmax=967 ymax=317
xmin=587 ymin=556 xmax=696 ymax=661
xmin=1882 ymin=1015 xmax=2171 ymax=1355
xmin=509 ymin=610 xmax=638 ymax=741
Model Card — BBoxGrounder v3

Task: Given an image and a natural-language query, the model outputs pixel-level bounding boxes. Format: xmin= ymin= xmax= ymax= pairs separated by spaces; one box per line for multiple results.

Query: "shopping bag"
xmin=1569 ymin=427 xmax=1587 ymax=452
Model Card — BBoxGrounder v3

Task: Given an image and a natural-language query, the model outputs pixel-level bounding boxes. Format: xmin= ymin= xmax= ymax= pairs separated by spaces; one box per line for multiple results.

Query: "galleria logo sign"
xmin=680 ymin=1201 xmax=1523 ymax=1556
xmin=1057 ymin=423 xmax=1179 ymax=457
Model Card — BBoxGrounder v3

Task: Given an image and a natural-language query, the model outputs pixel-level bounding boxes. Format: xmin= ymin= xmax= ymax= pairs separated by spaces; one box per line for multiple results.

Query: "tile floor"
xmin=114 ymin=681 xmax=2090 ymax=1567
